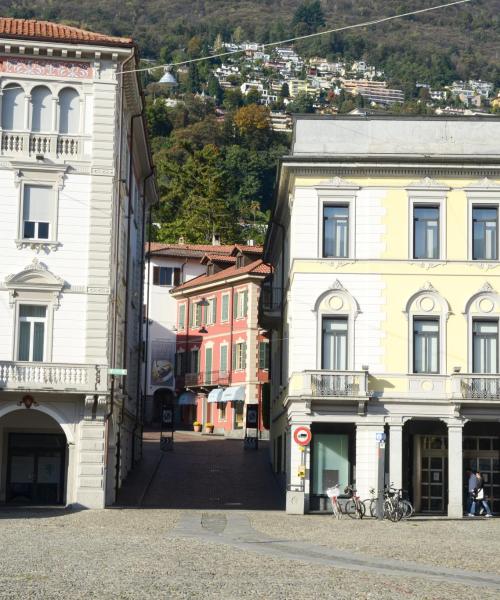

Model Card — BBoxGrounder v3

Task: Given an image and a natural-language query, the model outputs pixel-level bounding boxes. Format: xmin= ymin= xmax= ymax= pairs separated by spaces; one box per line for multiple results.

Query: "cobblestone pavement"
xmin=2 ymin=433 xmax=500 ymax=599
xmin=118 ymin=430 xmax=284 ymax=510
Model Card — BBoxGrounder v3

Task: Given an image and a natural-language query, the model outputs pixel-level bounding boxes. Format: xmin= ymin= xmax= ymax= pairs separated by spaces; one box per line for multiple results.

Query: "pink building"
xmin=171 ymin=245 xmax=271 ymax=438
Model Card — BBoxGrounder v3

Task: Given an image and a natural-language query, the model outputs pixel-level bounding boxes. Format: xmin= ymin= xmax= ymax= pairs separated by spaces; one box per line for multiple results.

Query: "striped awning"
xmin=177 ymin=391 xmax=197 ymax=405
xmin=221 ymin=385 xmax=245 ymax=403
xmin=207 ymin=388 xmax=225 ymax=403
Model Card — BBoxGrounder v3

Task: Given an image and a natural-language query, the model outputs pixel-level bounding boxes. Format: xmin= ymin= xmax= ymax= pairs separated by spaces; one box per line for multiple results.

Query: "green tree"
xmin=280 ymin=82 xmax=290 ymax=98
xmin=155 ymin=145 xmax=241 ymax=243
xmin=144 ymin=98 xmax=173 ymax=138
xmin=207 ymin=74 xmax=224 ymax=105
xmin=185 ymin=64 xmax=202 ymax=94
xmin=292 ymin=0 xmax=325 ymax=35
xmin=287 ymin=92 xmax=315 ymax=113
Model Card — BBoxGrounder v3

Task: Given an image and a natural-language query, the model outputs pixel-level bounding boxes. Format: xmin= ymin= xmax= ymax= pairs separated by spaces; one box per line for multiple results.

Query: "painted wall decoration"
xmin=0 ymin=57 xmax=92 ymax=79
xmin=151 ymin=340 xmax=175 ymax=388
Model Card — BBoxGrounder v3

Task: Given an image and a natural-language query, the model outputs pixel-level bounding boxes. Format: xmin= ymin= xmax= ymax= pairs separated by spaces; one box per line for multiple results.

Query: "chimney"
xmin=178 ymin=236 xmax=185 ymax=244
xmin=246 ymin=239 xmax=255 ymax=246
xmin=212 ymin=233 xmax=221 ymax=246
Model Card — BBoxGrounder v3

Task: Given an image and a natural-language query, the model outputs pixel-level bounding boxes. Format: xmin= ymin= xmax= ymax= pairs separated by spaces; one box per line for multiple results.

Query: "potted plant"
xmin=205 ymin=422 xmax=214 ymax=434
xmin=193 ymin=421 xmax=202 ymax=432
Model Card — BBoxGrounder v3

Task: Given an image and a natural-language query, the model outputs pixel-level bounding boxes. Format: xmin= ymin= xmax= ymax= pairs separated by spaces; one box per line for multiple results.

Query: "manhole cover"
xmin=201 ymin=513 xmax=227 ymax=534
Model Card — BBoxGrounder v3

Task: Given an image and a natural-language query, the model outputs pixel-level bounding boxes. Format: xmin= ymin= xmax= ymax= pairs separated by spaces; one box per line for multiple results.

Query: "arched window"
xmin=58 ymin=88 xmax=80 ymax=134
xmin=2 ymin=84 xmax=25 ymax=130
xmin=464 ymin=283 xmax=500 ymax=374
xmin=404 ymin=282 xmax=450 ymax=375
xmin=31 ymin=86 xmax=52 ymax=132
xmin=314 ymin=280 xmax=360 ymax=371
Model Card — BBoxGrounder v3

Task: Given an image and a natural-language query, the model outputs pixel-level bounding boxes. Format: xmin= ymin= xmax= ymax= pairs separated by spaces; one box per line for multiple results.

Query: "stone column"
xmin=355 ymin=423 xmax=383 ymax=500
xmin=389 ymin=424 xmax=403 ymax=490
xmin=447 ymin=422 xmax=464 ymax=518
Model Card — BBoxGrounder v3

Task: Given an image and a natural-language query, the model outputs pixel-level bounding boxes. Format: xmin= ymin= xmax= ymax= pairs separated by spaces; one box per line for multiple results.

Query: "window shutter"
xmin=212 ymin=298 xmax=217 ymax=324
xmin=179 ymin=305 xmax=185 ymax=330
xmin=220 ymin=345 xmax=228 ymax=373
xmin=189 ymin=303 xmax=194 ymax=327
xmin=243 ymin=290 xmax=248 ymax=317
xmin=222 ymin=295 xmax=229 ymax=321
xmin=242 ymin=342 xmax=247 ymax=369
xmin=173 ymin=268 xmax=181 ymax=286
xmin=232 ymin=344 xmax=236 ymax=370
xmin=233 ymin=292 xmax=238 ymax=319
xmin=153 ymin=266 xmax=160 ymax=285
xmin=259 ymin=342 xmax=265 ymax=369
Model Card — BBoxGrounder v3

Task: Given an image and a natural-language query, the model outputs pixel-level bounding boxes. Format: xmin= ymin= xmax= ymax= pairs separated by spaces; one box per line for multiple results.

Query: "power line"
xmin=119 ymin=0 xmax=473 ymax=76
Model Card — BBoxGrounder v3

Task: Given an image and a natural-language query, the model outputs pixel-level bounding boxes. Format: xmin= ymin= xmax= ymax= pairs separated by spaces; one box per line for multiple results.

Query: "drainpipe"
xmin=115 ymin=110 xmax=143 ymax=497
xmin=270 ymin=219 xmax=286 ymax=386
xmin=141 ymin=201 xmax=153 ymax=449
xmin=132 ymin=169 xmax=155 ymax=465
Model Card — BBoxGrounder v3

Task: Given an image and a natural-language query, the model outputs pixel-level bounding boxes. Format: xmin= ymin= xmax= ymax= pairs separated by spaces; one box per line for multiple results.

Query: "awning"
xmin=221 ymin=385 xmax=246 ymax=403
xmin=207 ymin=388 xmax=225 ymax=403
xmin=177 ymin=391 xmax=197 ymax=405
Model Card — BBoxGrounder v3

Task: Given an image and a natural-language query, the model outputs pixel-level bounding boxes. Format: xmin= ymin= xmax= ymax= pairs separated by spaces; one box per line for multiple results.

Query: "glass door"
xmin=419 ymin=436 xmax=448 ymax=513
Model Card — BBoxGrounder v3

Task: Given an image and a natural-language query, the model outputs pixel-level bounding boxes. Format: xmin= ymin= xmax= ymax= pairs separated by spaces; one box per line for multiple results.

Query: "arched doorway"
xmin=0 ymin=409 xmax=68 ymax=505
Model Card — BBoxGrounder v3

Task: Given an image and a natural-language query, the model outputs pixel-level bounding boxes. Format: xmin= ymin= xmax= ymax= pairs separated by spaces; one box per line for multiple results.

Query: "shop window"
xmin=312 ymin=433 xmax=349 ymax=495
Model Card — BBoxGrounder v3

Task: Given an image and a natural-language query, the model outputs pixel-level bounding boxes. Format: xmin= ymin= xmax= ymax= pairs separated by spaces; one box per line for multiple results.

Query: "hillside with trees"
xmin=4 ymin=0 xmax=499 ymax=244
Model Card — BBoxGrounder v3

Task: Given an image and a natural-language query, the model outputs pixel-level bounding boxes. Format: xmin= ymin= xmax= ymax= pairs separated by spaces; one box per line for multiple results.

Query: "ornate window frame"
xmin=316 ymin=179 xmax=359 ymax=260
xmin=4 ymin=258 xmax=65 ymax=362
xmin=465 ymin=181 xmax=500 ymax=263
xmin=313 ymin=280 xmax=360 ymax=370
xmin=404 ymin=282 xmax=450 ymax=375
xmin=13 ymin=162 xmax=67 ymax=252
xmin=406 ymin=179 xmax=449 ymax=263
xmin=463 ymin=282 xmax=500 ymax=372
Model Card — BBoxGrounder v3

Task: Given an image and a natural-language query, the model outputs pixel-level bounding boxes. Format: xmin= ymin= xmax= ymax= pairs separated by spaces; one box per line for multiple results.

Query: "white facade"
xmin=0 ymin=21 xmax=156 ymax=508
xmin=142 ymin=245 xmax=207 ymax=423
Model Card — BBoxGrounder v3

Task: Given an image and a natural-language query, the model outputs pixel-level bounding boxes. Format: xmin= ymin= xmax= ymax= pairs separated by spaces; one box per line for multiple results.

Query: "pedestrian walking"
xmin=466 ymin=469 xmax=479 ymax=517
xmin=473 ymin=471 xmax=493 ymax=518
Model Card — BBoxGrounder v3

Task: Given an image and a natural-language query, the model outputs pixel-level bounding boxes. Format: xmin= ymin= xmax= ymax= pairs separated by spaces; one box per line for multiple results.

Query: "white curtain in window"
xmin=322 ymin=318 xmax=348 ymax=370
xmin=473 ymin=321 xmax=498 ymax=373
xmin=31 ymin=86 xmax=52 ymax=132
xmin=414 ymin=320 xmax=439 ymax=373
xmin=2 ymin=85 xmax=25 ymax=130
xmin=23 ymin=185 xmax=52 ymax=222
xmin=58 ymin=88 xmax=80 ymax=134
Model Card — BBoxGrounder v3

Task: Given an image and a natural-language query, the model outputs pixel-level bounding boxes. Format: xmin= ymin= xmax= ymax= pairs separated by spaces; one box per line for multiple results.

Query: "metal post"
xmin=376 ymin=433 xmax=386 ymax=519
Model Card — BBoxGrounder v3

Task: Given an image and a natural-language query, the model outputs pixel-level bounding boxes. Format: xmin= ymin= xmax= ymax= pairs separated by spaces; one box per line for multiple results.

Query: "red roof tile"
xmin=172 ymin=259 xmax=272 ymax=293
xmin=0 ymin=18 xmax=133 ymax=47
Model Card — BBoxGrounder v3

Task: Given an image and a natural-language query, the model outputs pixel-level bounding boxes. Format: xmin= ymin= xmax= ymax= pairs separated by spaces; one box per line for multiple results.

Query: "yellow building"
xmin=261 ymin=115 xmax=500 ymax=516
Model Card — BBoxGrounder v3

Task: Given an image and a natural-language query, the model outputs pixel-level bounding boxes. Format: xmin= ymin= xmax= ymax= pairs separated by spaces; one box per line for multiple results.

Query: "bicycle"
xmin=363 ymin=485 xmax=413 ymax=521
xmin=327 ymin=484 xmax=365 ymax=519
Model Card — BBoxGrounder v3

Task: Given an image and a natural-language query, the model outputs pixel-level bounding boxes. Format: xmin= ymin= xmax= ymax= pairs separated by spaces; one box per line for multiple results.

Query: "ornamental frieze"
xmin=0 ymin=57 xmax=92 ymax=79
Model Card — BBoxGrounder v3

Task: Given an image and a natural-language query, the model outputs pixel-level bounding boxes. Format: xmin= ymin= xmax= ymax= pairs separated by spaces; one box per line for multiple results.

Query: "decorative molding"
xmin=0 ymin=57 xmax=92 ymax=79
xmin=329 ymin=279 xmax=346 ymax=291
xmin=91 ymin=167 xmax=114 ymax=176
xmin=466 ymin=262 xmax=500 ymax=271
xmin=464 ymin=177 xmax=500 ymax=191
xmin=87 ymin=287 xmax=111 ymax=295
xmin=418 ymin=281 xmax=437 ymax=293
xmin=315 ymin=176 xmax=360 ymax=190
xmin=406 ymin=176 xmax=450 ymax=190
xmin=15 ymin=239 xmax=62 ymax=253
xmin=479 ymin=281 xmax=495 ymax=293
xmin=410 ymin=261 xmax=446 ymax=270
xmin=5 ymin=258 xmax=65 ymax=308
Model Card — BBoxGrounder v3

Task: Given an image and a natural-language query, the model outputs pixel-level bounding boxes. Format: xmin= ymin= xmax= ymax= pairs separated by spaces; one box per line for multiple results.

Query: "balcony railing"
xmin=184 ymin=370 xmax=230 ymax=388
xmin=0 ymin=131 xmax=83 ymax=160
xmin=0 ymin=362 xmax=107 ymax=393
xmin=297 ymin=370 xmax=369 ymax=397
xmin=452 ymin=374 xmax=500 ymax=400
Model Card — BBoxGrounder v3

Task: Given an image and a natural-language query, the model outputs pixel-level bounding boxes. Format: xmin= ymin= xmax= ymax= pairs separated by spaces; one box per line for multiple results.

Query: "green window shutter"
xmin=232 ymin=344 xmax=237 ymax=370
xmin=243 ymin=290 xmax=248 ymax=317
xmin=179 ymin=305 xmax=185 ymax=330
xmin=242 ymin=342 xmax=247 ymax=369
xmin=222 ymin=295 xmax=229 ymax=321
xmin=212 ymin=297 xmax=217 ymax=324
xmin=189 ymin=303 xmax=194 ymax=327
xmin=259 ymin=342 xmax=265 ymax=369
xmin=220 ymin=345 xmax=228 ymax=373
xmin=196 ymin=304 xmax=202 ymax=326
xmin=233 ymin=292 xmax=238 ymax=319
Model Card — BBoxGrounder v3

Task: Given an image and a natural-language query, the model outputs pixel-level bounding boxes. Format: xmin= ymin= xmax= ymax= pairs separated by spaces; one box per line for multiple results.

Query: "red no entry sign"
xmin=293 ymin=426 xmax=312 ymax=446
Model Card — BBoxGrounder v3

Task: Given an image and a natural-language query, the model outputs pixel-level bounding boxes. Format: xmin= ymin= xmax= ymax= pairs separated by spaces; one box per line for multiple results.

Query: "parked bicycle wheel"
xmin=362 ymin=498 xmax=377 ymax=517
xmin=399 ymin=499 xmax=414 ymax=519
xmin=345 ymin=499 xmax=365 ymax=519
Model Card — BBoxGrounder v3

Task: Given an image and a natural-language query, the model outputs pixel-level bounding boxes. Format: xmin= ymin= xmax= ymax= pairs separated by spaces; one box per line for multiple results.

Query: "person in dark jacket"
xmin=472 ymin=471 xmax=493 ymax=518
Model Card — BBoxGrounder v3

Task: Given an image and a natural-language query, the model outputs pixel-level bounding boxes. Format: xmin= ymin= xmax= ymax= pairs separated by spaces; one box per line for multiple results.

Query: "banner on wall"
xmin=150 ymin=340 xmax=175 ymax=388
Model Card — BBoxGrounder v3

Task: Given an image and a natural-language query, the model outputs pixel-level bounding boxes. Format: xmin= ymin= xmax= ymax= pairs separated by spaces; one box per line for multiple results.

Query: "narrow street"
xmin=117 ymin=430 xmax=284 ymax=511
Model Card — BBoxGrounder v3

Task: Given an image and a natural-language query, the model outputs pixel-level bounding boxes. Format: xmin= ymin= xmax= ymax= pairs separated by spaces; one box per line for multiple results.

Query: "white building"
xmin=142 ymin=241 xmax=236 ymax=424
xmin=0 ymin=18 xmax=156 ymax=508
